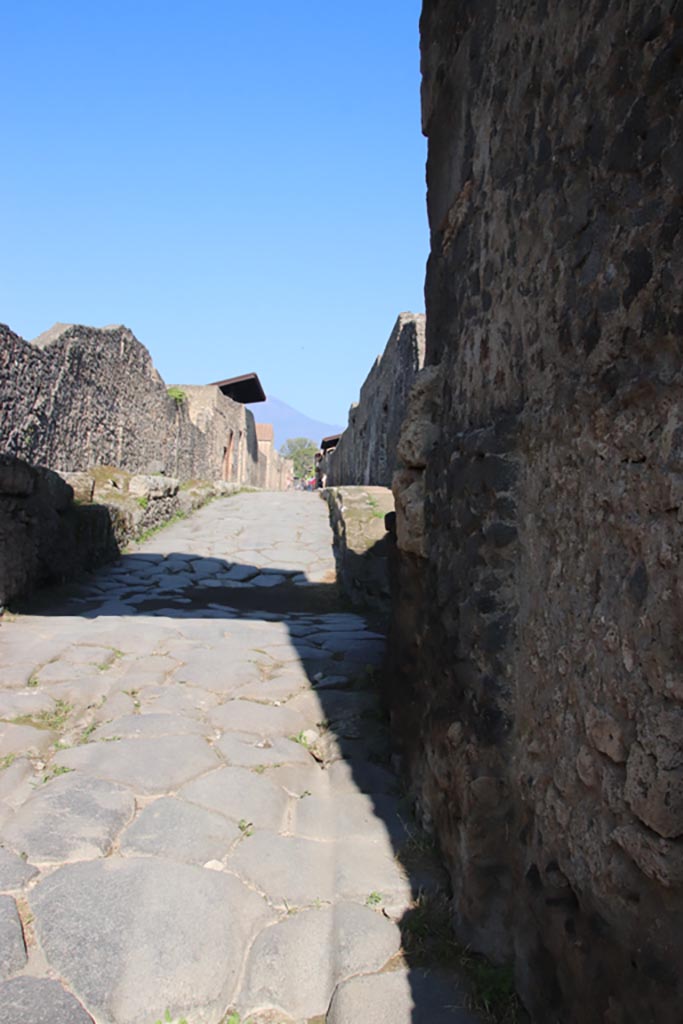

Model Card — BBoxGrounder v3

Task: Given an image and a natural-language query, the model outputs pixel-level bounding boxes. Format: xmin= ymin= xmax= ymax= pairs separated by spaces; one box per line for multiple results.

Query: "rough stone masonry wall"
xmin=326 ymin=313 xmax=425 ymax=486
xmin=389 ymin=4 xmax=683 ymax=1023
xmin=0 ymin=323 xmax=267 ymax=487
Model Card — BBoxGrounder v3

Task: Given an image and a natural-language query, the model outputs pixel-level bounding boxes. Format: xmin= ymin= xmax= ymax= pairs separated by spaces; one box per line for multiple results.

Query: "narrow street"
xmin=0 ymin=491 xmax=476 ymax=1024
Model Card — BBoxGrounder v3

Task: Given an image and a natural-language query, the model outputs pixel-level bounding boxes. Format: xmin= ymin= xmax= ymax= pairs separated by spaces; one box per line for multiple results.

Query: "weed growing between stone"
xmin=135 ymin=511 xmax=188 ymax=546
xmin=9 ymin=699 xmax=72 ymax=732
xmin=400 ymin=891 xmax=524 ymax=1023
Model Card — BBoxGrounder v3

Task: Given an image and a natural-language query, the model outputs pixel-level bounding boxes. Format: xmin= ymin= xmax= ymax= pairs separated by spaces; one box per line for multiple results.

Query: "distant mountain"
xmin=252 ymin=396 xmax=343 ymax=452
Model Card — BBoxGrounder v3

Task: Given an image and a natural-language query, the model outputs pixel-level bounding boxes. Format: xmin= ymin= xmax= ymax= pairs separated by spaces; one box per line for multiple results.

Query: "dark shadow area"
xmin=9 ymin=538 xmax=484 ymax=1023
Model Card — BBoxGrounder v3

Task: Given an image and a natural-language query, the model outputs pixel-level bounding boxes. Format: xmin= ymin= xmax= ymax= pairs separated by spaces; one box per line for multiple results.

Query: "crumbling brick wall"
xmin=389 ymin=3 xmax=683 ymax=1021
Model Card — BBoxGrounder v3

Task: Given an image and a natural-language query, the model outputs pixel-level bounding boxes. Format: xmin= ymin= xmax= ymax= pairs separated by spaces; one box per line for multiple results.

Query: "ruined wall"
xmin=326 ymin=313 xmax=425 ymax=486
xmin=255 ymin=424 xmax=293 ymax=490
xmin=0 ymin=323 xmax=280 ymax=488
xmin=389 ymin=3 xmax=683 ymax=1022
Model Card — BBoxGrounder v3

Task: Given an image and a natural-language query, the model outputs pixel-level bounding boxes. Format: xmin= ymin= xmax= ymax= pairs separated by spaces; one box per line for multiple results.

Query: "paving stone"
xmin=179 ymin=766 xmax=290 ymax=831
xmin=0 ymin=895 xmax=26 ymax=978
xmin=215 ymin=732 xmax=312 ymax=768
xmin=53 ymin=735 xmax=219 ymax=794
xmin=113 ymin=654 xmax=180 ymax=687
xmin=238 ymin=901 xmax=401 ymax=1020
xmin=61 ymin=645 xmax=120 ymax=665
xmin=234 ymin=672 xmax=309 ymax=703
xmin=327 ymin=967 xmax=479 ymax=1024
xmin=342 ymin=639 xmax=387 ymax=665
xmin=120 ymin=797 xmax=239 ymax=863
xmin=326 ymin=758 xmax=397 ymax=795
xmin=227 ymin=831 xmax=412 ymax=908
xmin=225 ymin=564 xmax=259 ymax=581
xmin=292 ymin=791 xmax=408 ymax=849
xmin=173 ymin=651 xmax=266 ymax=693
xmin=190 ymin=557 xmax=229 ymax=575
xmin=0 ymin=722 xmax=55 ymax=758
xmin=1 ymin=773 xmax=135 ymax=863
xmin=0 ymin=846 xmax=38 ymax=889
xmin=137 ymin=684 xmax=221 ymax=716
xmin=251 ymin=574 xmax=287 ymax=587
xmin=0 ymin=759 xmax=35 ymax=812
xmin=210 ymin=699 xmax=307 ymax=738
xmin=0 ymin=976 xmax=94 ymax=1024
xmin=41 ymin=677 xmax=112 ymax=708
xmin=313 ymin=630 xmax=385 ymax=652
xmin=92 ymin=713 xmax=207 ymax=741
xmin=30 ymin=857 xmax=275 ymax=1024
xmin=312 ymin=614 xmax=368 ymax=630
xmin=265 ymin=763 xmax=332 ymax=798
xmin=0 ymin=691 xmax=58 ymax=718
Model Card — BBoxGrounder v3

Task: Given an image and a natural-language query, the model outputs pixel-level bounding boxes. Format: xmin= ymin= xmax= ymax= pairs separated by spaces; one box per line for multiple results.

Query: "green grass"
xmin=0 ymin=754 xmax=16 ymax=771
xmin=27 ymin=675 xmax=39 ymax=688
xmin=166 ymin=386 xmax=187 ymax=404
xmin=366 ymin=891 xmax=383 ymax=906
xmin=78 ymin=723 xmax=97 ymax=744
xmin=152 ymin=1011 xmax=188 ymax=1024
xmin=42 ymin=765 xmax=73 ymax=784
xmin=238 ymin=819 xmax=254 ymax=837
xmin=136 ymin=511 xmax=188 ymax=544
xmin=137 ymin=496 xmax=149 ymax=510
xmin=400 ymin=892 xmax=524 ymax=1023
xmin=9 ymin=700 xmax=72 ymax=732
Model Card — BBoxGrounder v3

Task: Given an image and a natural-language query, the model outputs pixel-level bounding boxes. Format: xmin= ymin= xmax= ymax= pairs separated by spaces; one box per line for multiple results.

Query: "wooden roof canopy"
xmin=321 ymin=434 xmax=342 ymax=452
xmin=210 ymin=372 xmax=266 ymax=403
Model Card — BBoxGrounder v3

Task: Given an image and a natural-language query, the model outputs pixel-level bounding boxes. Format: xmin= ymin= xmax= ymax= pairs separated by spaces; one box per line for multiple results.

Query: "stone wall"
xmin=0 ymin=456 xmax=244 ymax=606
xmin=326 ymin=313 xmax=425 ymax=487
xmin=323 ymin=486 xmax=394 ymax=616
xmin=0 ymin=455 xmax=118 ymax=607
xmin=388 ymin=3 xmax=683 ymax=1023
xmin=0 ymin=323 xmax=288 ymax=488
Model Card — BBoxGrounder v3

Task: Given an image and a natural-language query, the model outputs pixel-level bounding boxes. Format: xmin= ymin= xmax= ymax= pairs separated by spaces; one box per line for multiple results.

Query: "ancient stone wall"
xmin=0 ymin=456 xmax=246 ymax=606
xmin=326 ymin=313 xmax=425 ymax=487
xmin=0 ymin=323 xmax=284 ymax=488
xmin=388 ymin=3 xmax=683 ymax=1022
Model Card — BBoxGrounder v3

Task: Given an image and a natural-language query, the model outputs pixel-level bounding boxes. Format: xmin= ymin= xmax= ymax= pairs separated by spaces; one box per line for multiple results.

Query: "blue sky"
xmin=3 ymin=1 xmax=427 ymax=426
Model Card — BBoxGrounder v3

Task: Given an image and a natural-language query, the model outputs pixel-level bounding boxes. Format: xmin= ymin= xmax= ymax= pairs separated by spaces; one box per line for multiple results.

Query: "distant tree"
xmin=280 ymin=437 xmax=317 ymax=480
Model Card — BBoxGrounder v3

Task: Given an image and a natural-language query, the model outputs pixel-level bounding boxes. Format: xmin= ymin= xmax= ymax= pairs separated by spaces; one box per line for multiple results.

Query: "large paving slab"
xmin=30 ymin=857 xmax=275 ymax=1024
xmin=179 ymin=766 xmax=291 ymax=831
xmin=0 ymin=977 xmax=94 ymax=1024
xmin=53 ymin=734 xmax=219 ymax=793
xmin=327 ymin=968 xmax=481 ymax=1024
xmin=238 ymin=901 xmax=401 ymax=1019
xmin=119 ymin=796 xmax=240 ymax=864
xmin=0 ymin=894 xmax=26 ymax=978
xmin=0 ymin=491 xmax=481 ymax=1024
xmin=0 ymin=773 xmax=135 ymax=864
xmin=227 ymin=830 xmax=413 ymax=909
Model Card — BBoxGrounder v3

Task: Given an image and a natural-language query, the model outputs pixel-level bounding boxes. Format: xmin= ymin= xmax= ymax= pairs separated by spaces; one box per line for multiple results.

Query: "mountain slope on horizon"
xmin=253 ymin=396 xmax=344 ymax=452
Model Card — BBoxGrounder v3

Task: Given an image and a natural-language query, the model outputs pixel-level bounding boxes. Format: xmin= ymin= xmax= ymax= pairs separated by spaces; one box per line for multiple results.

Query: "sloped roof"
xmin=210 ymin=372 xmax=266 ymax=403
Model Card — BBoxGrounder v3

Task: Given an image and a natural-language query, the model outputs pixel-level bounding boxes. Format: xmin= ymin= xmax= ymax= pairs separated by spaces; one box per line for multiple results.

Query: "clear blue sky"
xmin=3 ymin=1 xmax=427 ymax=426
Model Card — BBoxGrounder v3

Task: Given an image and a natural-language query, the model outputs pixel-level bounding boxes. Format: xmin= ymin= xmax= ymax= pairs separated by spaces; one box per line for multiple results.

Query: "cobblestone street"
xmin=0 ymin=491 xmax=476 ymax=1024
